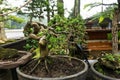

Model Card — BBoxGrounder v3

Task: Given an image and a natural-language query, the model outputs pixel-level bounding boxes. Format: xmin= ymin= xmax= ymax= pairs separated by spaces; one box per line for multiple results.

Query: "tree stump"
xmin=112 ymin=9 xmax=119 ymax=53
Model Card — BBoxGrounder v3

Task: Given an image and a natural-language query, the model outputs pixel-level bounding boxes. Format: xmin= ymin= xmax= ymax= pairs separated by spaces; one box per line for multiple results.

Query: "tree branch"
xmin=0 ymin=0 xmax=32 ymax=16
xmin=92 ymin=3 xmax=117 ymax=8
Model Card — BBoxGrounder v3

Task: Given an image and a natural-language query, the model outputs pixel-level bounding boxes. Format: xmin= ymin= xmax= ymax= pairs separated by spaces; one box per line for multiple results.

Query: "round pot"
xmin=16 ymin=56 xmax=88 ymax=80
xmin=91 ymin=61 xmax=120 ymax=80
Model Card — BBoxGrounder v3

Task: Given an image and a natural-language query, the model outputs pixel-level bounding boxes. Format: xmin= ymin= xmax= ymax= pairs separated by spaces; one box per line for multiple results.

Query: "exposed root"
xmin=29 ymin=60 xmax=41 ymax=74
xmin=45 ymin=59 xmax=50 ymax=73
xmin=22 ymin=58 xmax=38 ymax=71
xmin=27 ymin=57 xmax=50 ymax=74
xmin=25 ymin=58 xmax=38 ymax=67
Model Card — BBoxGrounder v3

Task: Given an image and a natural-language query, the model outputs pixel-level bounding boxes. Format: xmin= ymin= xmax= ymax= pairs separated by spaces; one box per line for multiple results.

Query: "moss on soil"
xmin=0 ymin=47 xmax=19 ymax=60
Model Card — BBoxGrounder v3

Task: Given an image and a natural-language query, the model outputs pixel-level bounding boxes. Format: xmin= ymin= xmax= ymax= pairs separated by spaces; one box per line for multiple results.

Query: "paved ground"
xmin=5 ymin=29 xmax=24 ymax=39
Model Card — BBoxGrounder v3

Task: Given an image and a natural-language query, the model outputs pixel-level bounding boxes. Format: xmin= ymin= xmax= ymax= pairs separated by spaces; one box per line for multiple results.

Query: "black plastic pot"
xmin=0 ymin=69 xmax=12 ymax=80
xmin=91 ymin=61 xmax=120 ymax=80
xmin=16 ymin=56 xmax=88 ymax=80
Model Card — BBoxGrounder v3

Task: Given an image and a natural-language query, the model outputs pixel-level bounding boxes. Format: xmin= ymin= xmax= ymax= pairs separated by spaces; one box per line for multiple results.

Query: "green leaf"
xmin=99 ymin=16 xmax=104 ymax=23
xmin=8 ymin=15 xmax=25 ymax=23
xmin=84 ymin=2 xmax=102 ymax=11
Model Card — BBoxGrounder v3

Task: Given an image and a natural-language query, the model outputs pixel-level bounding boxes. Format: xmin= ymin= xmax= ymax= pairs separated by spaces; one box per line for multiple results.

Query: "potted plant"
xmin=23 ymin=15 xmax=86 ymax=57
xmin=16 ymin=15 xmax=89 ymax=80
xmin=91 ymin=53 xmax=120 ymax=80
xmin=16 ymin=36 xmax=88 ymax=80
xmin=17 ymin=56 xmax=88 ymax=80
xmin=0 ymin=47 xmax=32 ymax=80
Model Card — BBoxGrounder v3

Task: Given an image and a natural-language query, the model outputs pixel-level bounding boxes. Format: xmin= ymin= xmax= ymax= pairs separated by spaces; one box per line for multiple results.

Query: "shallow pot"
xmin=16 ymin=56 xmax=88 ymax=80
xmin=0 ymin=51 xmax=32 ymax=69
xmin=0 ymin=50 xmax=32 ymax=80
xmin=91 ymin=61 xmax=120 ymax=80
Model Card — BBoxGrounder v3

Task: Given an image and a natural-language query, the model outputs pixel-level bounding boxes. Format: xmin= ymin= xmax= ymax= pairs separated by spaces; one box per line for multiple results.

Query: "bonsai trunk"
xmin=0 ymin=22 xmax=7 ymax=43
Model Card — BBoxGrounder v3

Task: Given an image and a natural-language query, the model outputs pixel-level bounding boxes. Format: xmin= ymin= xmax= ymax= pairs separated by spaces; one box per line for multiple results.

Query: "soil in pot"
xmin=0 ymin=47 xmax=32 ymax=80
xmin=94 ymin=62 xmax=120 ymax=79
xmin=0 ymin=47 xmax=32 ymax=69
xmin=0 ymin=47 xmax=25 ymax=62
xmin=19 ymin=56 xmax=85 ymax=78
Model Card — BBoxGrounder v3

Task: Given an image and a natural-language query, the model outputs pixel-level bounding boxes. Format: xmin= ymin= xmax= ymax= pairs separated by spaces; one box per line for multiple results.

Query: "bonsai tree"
xmin=17 ymin=21 xmax=88 ymax=79
xmin=98 ymin=53 xmax=120 ymax=69
xmin=92 ymin=53 xmax=120 ymax=79
xmin=23 ymin=15 xmax=86 ymax=56
xmin=15 ymin=0 xmax=89 ymax=79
